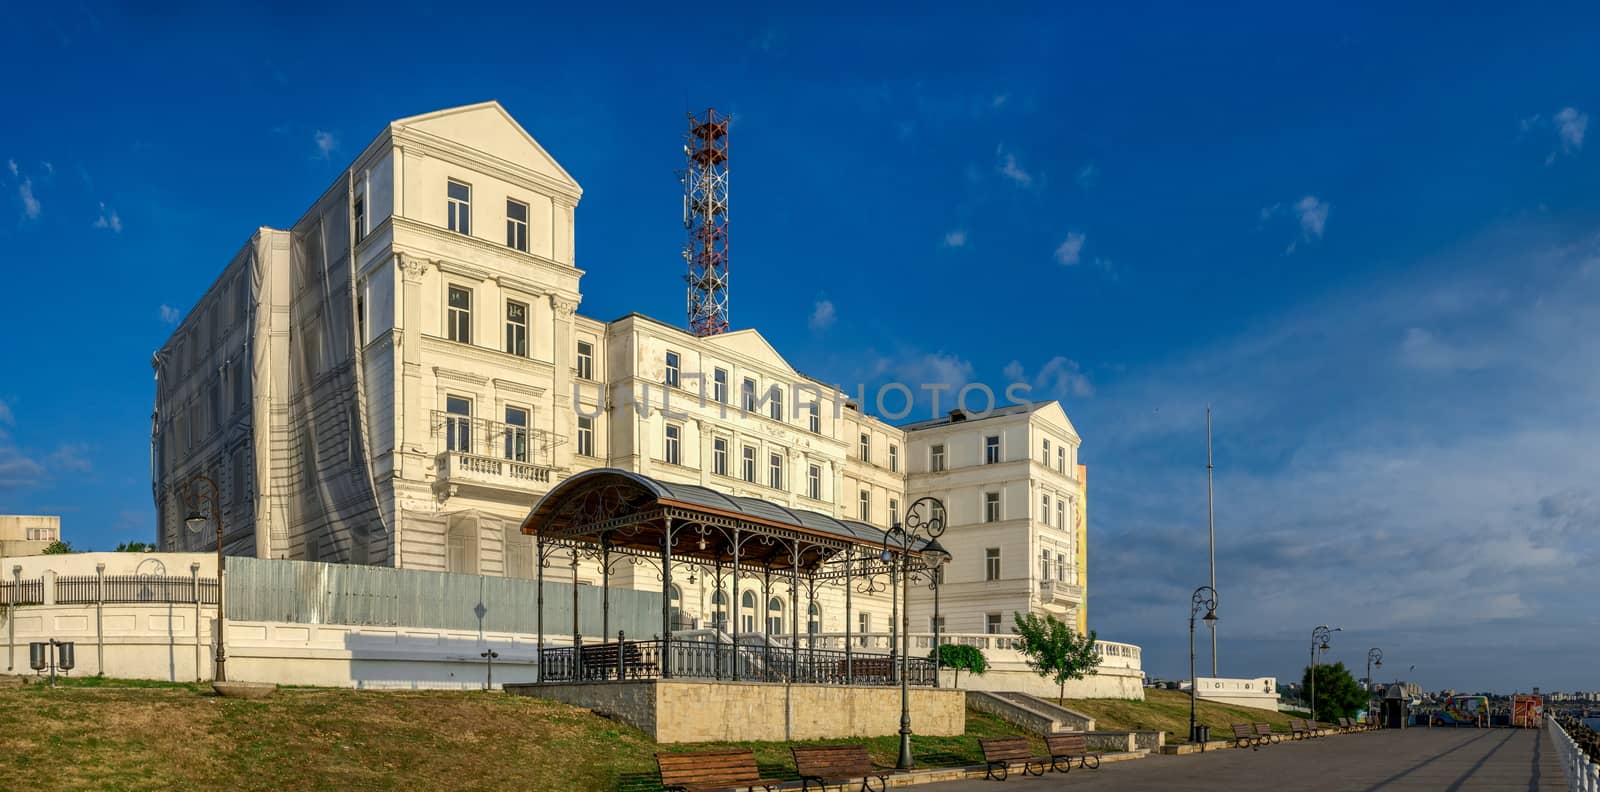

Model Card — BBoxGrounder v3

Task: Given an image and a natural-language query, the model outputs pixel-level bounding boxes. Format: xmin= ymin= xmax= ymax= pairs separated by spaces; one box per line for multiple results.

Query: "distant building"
xmin=148 ymin=102 xmax=1092 ymax=636
xmin=0 ymin=514 xmax=61 ymax=557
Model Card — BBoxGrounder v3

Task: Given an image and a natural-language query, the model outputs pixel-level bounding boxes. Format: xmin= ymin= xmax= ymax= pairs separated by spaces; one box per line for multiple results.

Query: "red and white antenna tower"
xmin=682 ymin=108 xmax=730 ymax=336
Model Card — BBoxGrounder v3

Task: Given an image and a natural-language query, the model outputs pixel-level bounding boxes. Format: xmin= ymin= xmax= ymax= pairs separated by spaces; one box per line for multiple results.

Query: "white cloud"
xmin=992 ymin=94 xmax=1009 ymax=108
xmin=0 ymin=398 xmax=12 ymax=425
xmin=6 ymin=159 xmax=16 ymax=177
xmin=1076 ymin=163 xmax=1099 ymax=190
xmin=314 ymin=130 xmax=337 ymax=159
xmin=1555 ymin=107 xmax=1587 ymax=153
xmin=41 ymin=161 xmax=52 ymax=176
xmin=894 ymin=352 xmax=974 ymax=395
xmin=996 ymin=146 xmax=1033 ymax=187
xmin=942 ymin=229 xmax=967 ymax=248
xmin=17 ymin=178 xmax=39 ymax=220
xmin=47 ymin=443 xmax=93 ymax=473
xmin=159 ymin=304 xmax=181 ymax=324
xmin=1295 ymin=195 xmax=1329 ymax=239
xmin=808 ymin=299 xmax=836 ymax=331
xmin=93 ymin=202 xmax=122 ymax=233
xmin=1007 ymin=356 xmax=1094 ymax=400
xmin=1054 ymin=231 xmax=1086 ymax=265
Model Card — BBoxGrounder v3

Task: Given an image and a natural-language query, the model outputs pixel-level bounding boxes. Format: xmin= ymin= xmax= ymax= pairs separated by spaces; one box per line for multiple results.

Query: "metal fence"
xmin=538 ymin=638 xmax=938 ymax=687
xmin=54 ymin=575 xmax=218 ymax=605
xmin=224 ymin=557 xmax=662 ymax=636
xmin=1 ymin=577 xmax=45 ymax=606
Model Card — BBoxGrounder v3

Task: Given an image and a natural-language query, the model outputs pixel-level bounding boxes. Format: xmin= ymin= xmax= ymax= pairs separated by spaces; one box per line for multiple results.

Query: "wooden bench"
xmin=792 ymin=744 xmax=891 ymax=792
xmin=656 ymin=749 xmax=783 ymax=792
xmin=1044 ymin=732 xmax=1101 ymax=772
xmin=1254 ymin=723 xmax=1280 ymax=745
xmin=979 ymin=737 xmax=1048 ymax=781
xmin=1287 ymin=718 xmax=1313 ymax=740
xmin=579 ymin=642 xmax=657 ymax=680
xmin=1230 ymin=723 xmax=1262 ymax=749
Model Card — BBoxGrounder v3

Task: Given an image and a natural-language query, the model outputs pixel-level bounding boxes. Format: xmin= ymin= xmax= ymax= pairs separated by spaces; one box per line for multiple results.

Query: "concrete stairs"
xmin=968 ymin=690 xmax=1096 ymax=733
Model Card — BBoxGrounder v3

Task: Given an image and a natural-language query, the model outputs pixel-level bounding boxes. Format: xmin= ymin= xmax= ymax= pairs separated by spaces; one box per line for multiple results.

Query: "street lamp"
xmin=182 ymin=474 xmax=227 ymax=682
xmin=882 ymin=496 xmax=947 ymax=771
xmin=1366 ymin=648 xmax=1384 ymax=727
xmin=1189 ymin=586 xmax=1219 ymax=745
xmin=1308 ymin=625 xmax=1341 ymax=724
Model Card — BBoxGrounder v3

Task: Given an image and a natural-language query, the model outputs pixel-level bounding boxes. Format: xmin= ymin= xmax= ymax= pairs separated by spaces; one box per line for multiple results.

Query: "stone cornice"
xmin=419 ymin=335 xmax=557 ymax=375
xmin=390 ymin=215 xmax=584 ymax=282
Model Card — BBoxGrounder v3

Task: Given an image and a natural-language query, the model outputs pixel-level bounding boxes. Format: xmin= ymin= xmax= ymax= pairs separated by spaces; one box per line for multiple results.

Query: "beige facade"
xmin=150 ymin=101 xmax=1092 ymax=643
xmin=0 ymin=514 xmax=60 ymax=557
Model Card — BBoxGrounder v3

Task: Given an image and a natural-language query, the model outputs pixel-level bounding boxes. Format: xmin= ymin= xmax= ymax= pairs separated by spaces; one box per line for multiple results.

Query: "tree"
xmin=42 ymin=540 xmax=75 ymax=554
xmin=1011 ymin=612 xmax=1101 ymax=701
xmin=931 ymin=643 xmax=989 ymax=688
xmin=115 ymin=542 xmax=156 ymax=552
xmin=1302 ymin=661 xmax=1366 ymax=723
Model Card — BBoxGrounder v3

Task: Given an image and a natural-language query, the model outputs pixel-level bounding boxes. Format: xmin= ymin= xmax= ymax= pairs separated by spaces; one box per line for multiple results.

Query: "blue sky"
xmin=2 ymin=3 xmax=1597 ymax=692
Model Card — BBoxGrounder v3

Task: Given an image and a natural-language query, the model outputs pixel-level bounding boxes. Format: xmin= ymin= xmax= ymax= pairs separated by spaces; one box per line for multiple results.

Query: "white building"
xmin=0 ymin=514 xmax=61 ymax=557
xmin=150 ymin=101 xmax=1090 ymax=638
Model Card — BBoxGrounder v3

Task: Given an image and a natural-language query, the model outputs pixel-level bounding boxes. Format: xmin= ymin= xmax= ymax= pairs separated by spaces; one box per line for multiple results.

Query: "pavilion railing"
xmin=537 ymin=636 xmax=935 ymax=686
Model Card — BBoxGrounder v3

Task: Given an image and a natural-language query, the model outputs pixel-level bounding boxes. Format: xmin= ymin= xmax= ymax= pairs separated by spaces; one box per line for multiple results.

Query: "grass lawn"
xmin=1057 ymin=688 xmax=1296 ymax=743
xmin=0 ymin=678 xmax=1036 ymax=791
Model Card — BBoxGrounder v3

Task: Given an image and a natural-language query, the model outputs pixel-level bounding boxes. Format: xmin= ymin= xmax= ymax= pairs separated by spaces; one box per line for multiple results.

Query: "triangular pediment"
xmin=392 ymin=101 xmax=580 ymax=193
xmin=699 ymin=329 xmax=796 ymax=375
xmin=1033 ymin=400 xmax=1081 ymax=441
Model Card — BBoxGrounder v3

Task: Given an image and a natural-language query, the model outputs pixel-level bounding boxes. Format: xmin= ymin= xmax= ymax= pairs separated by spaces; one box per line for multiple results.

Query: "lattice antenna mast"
xmin=682 ymin=108 xmax=730 ymax=336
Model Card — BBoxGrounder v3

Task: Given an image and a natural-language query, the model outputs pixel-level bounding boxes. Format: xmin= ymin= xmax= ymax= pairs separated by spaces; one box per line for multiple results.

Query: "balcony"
xmin=432 ymin=411 xmax=564 ymax=498
xmin=1039 ymin=580 xmax=1083 ymax=605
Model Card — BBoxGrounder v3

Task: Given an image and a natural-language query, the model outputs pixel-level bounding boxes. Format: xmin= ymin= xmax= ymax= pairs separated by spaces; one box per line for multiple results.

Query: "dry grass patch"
xmin=1059 ymin=688 xmax=1297 ymax=743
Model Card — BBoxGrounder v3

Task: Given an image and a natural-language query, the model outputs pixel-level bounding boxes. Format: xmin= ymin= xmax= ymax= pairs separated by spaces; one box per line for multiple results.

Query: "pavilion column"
xmin=535 ymin=531 xmax=545 ymax=681
xmin=763 ymin=566 xmax=773 ymax=682
xmin=661 ymin=516 xmax=673 ymax=679
xmin=571 ymin=550 xmax=581 ymax=653
xmin=731 ymin=528 xmax=741 ymax=682
xmin=790 ymin=539 xmax=800 ymax=682
xmin=890 ymin=555 xmax=899 ymax=683
xmin=713 ymin=558 xmax=722 ymax=680
xmin=844 ymin=546 xmax=854 ymax=685
xmin=601 ymin=539 xmax=610 ymax=645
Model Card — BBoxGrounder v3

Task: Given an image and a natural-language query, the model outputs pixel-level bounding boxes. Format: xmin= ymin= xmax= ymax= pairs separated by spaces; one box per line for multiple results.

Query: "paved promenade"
xmin=931 ymin=727 xmax=1567 ymax=791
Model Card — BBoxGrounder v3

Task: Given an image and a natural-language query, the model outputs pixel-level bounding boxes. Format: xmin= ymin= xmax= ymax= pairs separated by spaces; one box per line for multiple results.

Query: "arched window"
xmin=807 ymin=603 xmax=822 ymax=635
xmin=711 ymin=590 xmax=728 ymax=630
xmin=741 ymin=589 xmax=757 ymax=632
xmin=669 ymin=584 xmax=686 ymax=631
xmin=767 ymin=597 xmax=784 ymax=635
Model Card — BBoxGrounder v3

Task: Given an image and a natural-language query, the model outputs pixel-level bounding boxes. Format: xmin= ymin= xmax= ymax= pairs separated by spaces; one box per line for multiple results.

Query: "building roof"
xmin=898 ymin=400 xmax=1056 ymax=431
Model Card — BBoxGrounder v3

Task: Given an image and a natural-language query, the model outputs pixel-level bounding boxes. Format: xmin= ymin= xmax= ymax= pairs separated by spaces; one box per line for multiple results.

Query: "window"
xmin=505 ymin=301 xmax=528 ymax=357
xmin=1041 ymin=493 xmax=1050 ymax=523
xmin=741 ymin=590 xmax=757 ymax=632
xmin=353 ymin=195 xmax=366 ymax=242
xmin=447 ymin=179 xmax=471 ymax=234
xmin=807 ymin=401 xmax=820 ymax=433
xmin=768 ymin=453 xmax=784 ymax=490
xmin=504 ymin=406 xmax=529 ymax=462
xmin=889 ymin=444 xmax=899 ymax=472
xmin=713 ymin=437 xmax=728 ymax=476
xmin=1056 ymin=499 xmax=1065 ymax=529
xmin=231 ymin=450 xmax=246 ymax=506
xmin=1058 ymin=446 xmax=1066 ymax=473
xmin=807 ymin=603 xmax=821 ymax=636
xmin=447 ymin=286 xmax=472 ymax=343
xmin=1041 ymin=549 xmax=1052 ymax=581
xmin=889 ymin=498 xmax=899 ymax=527
xmin=858 ymin=612 xmax=871 ymax=645
xmin=669 ymin=585 xmax=685 ymax=630
xmin=768 ymin=385 xmax=783 ymax=421
xmin=742 ymin=377 xmax=756 ymax=411
xmin=985 ymin=435 xmax=1000 ymax=464
xmin=985 ymin=613 xmax=1002 ymax=634
xmin=859 ymin=489 xmax=870 ymax=521
xmin=665 ymin=351 xmax=680 ymax=388
xmin=859 ymin=433 xmax=870 ymax=462
xmin=807 ymin=464 xmax=821 ymax=500
xmin=930 ymin=444 xmax=945 ymax=472
xmin=505 ymin=198 xmax=529 ymax=251
xmin=1043 ymin=438 xmax=1051 ymax=465
xmin=1056 ymin=553 xmax=1067 ymax=582
xmin=741 ymin=445 xmax=756 ymax=482
xmin=767 ymin=597 xmax=784 ymax=635
xmin=711 ymin=591 xmax=728 ymax=630
xmin=445 ymin=396 xmax=472 ymax=453
xmin=576 ymin=341 xmax=594 ymax=380
xmin=664 ymin=424 xmax=681 ymax=465
xmin=985 ymin=548 xmax=1000 ymax=581
xmin=984 ymin=491 xmax=1000 ymax=523
xmin=931 ymin=501 xmax=946 ymax=527
xmin=930 ymin=615 xmax=945 ymax=633
xmin=576 ymin=416 xmax=594 ymax=457
xmin=713 ymin=368 xmax=728 ymax=404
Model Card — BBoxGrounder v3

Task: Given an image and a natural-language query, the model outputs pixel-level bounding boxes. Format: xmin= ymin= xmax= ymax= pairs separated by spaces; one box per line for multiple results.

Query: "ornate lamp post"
xmin=182 ymin=474 xmax=227 ymax=682
xmin=882 ymin=496 xmax=948 ymax=771
xmin=1366 ymin=648 xmax=1383 ymax=726
xmin=1188 ymin=586 xmax=1218 ymax=744
xmin=1308 ymin=625 xmax=1340 ymax=723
